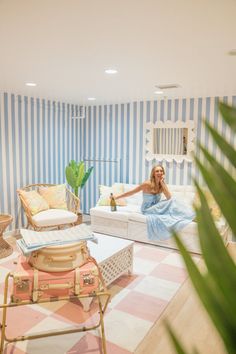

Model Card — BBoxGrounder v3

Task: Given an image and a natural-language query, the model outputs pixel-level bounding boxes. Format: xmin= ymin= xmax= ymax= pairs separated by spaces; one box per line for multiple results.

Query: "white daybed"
xmin=90 ymin=184 xmax=228 ymax=254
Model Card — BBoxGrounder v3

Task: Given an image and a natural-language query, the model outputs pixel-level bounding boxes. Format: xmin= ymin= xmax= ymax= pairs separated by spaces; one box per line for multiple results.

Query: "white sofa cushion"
xmin=128 ymin=212 xmax=146 ymax=222
xmin=90 ymin=204 xmax=141 ymax=221
xmin=32 ymin=209 xmax=78 ymax=227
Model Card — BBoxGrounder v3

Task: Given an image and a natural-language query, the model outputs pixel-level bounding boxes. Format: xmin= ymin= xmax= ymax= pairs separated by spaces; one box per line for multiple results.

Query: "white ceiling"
xmin=0 ymin=0 xmax=236 ymax=104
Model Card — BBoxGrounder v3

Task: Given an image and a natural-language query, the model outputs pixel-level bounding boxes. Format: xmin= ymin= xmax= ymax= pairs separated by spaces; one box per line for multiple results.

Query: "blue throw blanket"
xmin=141 ymin=193 xmax=195 ymax=241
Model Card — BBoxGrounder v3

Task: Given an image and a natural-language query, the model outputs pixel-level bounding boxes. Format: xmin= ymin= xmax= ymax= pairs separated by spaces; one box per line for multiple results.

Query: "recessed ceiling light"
xmin=25 ymin=82 xmax=37 ymax=87
xmin=105 ymin=69 xmax=118 ymax=74
xmin=87 ymin=97 xmax=96 ymax=101
xmin=154 ymin=90 xmax=164 ymax=95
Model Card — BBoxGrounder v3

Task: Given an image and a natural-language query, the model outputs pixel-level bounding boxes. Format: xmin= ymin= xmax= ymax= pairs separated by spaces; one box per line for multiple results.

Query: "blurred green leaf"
xmin=166 ymin=102 xmax=236 ymax=354
xmin=195 ymin=147 xmax=236 ymax=236
xmin=219 ymin=102 xmax=236 ymax=132
xmin=194 ymin=182 xmax=236 ymax=315
xmin=205 ymin=120 xmax=236 ymax=169
xmin=165 ymin=321 xmax=189 ymax=354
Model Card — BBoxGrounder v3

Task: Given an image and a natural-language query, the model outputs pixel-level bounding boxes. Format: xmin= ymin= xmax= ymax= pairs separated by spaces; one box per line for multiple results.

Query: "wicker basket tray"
xmin=0 ymin=214 xmax=13 ymax=259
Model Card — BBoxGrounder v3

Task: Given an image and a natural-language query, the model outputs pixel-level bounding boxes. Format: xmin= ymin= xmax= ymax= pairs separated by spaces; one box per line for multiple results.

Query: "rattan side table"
xmin=0 ymin=214 xmax=13 ymax=259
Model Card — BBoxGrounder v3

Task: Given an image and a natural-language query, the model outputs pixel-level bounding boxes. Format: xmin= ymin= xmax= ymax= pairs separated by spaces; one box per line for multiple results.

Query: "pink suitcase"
xmin=12 ymin=255 xmax=105 ymax=303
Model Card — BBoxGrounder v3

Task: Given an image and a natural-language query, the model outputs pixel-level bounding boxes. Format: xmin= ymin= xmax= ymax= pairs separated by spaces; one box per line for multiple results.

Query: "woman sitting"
xmin=115 ymin=165 xmax=195 ymax=241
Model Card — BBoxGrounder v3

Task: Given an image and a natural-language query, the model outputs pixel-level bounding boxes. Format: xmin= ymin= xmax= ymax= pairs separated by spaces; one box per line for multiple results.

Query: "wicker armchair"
xmin=17 ymin=184 xmax=82 ymax=231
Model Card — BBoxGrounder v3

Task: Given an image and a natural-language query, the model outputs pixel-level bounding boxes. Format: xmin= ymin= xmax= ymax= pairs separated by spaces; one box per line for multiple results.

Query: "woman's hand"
xmin=160 ymin=176 xmax=165 ymax=184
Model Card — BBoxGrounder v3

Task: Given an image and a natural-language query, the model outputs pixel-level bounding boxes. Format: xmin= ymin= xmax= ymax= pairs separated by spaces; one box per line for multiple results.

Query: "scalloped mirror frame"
xmin=145 ymin=120 xmax=195 ymax=162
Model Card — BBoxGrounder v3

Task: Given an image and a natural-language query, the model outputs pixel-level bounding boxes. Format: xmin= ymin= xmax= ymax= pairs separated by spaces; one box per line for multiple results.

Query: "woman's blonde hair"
xmin=150 ymin=165 xmax=165 ymax=192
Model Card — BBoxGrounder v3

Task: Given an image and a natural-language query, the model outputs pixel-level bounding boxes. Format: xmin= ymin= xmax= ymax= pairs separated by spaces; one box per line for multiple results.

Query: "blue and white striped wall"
xmin=1 ymin=92 xmax=236 ymax=227
xmin=81 ymin=96 xmax=236 ymax=213
xmin=0 ymin=92 xmax=82 ymax=230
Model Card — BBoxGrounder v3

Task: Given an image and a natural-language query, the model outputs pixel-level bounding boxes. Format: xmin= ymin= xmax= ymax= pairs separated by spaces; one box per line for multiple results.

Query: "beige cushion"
xmin=18 ymin=190 xmax=49 ymax=215
xmin=39 ymin=184 xmax=67 ymax=209
xmin=98 ymin=184 xmax=126 ymax=206
xmin=98 ymin=196 xmax=126 ymax=206
xmin=32 ymin=209 xmax=77 ymax=227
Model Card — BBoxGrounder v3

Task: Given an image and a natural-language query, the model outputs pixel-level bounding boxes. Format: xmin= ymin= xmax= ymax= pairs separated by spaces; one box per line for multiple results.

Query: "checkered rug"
xmin=0 ymin=238 xmax=195 ymax=354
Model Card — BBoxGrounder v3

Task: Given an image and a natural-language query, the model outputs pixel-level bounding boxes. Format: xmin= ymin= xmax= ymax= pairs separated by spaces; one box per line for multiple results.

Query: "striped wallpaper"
xmin=81 ymin=96 xmax=236 ymax=214
xmin=1 ymin=92 xmax=236 ymax=228
xmin=0 ymin=92 xmax=82 ymax=230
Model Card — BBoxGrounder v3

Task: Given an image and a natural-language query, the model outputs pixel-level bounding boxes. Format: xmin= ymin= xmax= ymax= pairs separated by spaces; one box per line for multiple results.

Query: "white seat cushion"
xmin=90 ymin=207 xmax=129 ymax=221
xmin=32 ymin=209 xmax=78 ymax=227
xmin=90 ymin=204 xmax=141 ymax=221
xmin=128 ymin=212 xmax=146 ymax=223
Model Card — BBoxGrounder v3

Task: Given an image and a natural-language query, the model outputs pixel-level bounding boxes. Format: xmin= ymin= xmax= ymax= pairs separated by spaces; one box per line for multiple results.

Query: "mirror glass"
xmin=145 ymin=121 xmax=195 ymax=162
xmin=153 ymin=128 xmax=188 ymax=155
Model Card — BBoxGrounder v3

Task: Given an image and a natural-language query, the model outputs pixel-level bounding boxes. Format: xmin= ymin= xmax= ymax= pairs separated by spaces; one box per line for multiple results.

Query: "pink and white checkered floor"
xmin=0 ymin=240 xmax=195 ymax=354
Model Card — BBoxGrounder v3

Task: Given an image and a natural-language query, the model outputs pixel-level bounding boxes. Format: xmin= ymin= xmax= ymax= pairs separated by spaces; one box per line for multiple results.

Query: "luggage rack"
xmin=0 ymin=271 xmax=110 ymax=354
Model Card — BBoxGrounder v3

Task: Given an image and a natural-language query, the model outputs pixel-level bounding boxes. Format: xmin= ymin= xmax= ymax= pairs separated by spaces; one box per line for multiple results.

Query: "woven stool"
xmin=0 ymin=215 xmax=13 ymax=259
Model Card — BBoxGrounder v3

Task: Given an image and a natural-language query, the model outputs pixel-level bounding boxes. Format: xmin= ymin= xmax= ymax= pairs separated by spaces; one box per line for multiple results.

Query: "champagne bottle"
xmin=110 ymin=193 xmax=117 ymax=212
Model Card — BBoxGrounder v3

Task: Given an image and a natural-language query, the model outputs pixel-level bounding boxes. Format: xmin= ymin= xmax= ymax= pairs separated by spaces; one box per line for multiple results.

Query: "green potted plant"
xmin=65 ymin=160 xmax=93 ymax=221
xmin=166 ymin=102 xmax=236 ymax=354
xmin=65 ymin=160 xmax=93 ymax=197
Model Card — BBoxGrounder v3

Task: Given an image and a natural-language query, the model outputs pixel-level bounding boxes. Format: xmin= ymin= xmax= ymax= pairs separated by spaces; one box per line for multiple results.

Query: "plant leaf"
xmin=165 ymin=321 xmax=190 ymax=354
xmin=219 ymin=102 xmax=236 ymax=132
xmin=65 ymin=166 xmax=77 ymax=189
xmin=195 ymin=151 xmax=236 ymax=236
xmin=205 ymin=120 xmax=236 ymax=169
xmin=81 ymin=166 xmax=94 ymax=188
xmin=194 ymin=181 xmax=236 ymax=317
xmin=173 ymin=232 xmax=236 ymax=354
xmin=76 ymin=161 xmax=85 ymax=186
xmin=69 ymin=159 xmax=77 ymax=170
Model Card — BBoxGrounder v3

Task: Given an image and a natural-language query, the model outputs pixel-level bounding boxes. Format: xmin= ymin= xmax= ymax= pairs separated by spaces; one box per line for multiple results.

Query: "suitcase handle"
xmin=46 ymin=255 xmax=76 ymax=262
xmin=40 ymin=282 xmax=73 ymax=290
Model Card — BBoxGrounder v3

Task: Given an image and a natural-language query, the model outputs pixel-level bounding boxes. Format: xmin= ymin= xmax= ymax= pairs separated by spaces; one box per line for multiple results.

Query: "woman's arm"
xmin=115 ymin=183 xmax=145 ymax=200
xmin=160 ymin=179 xmax=172 ymax=200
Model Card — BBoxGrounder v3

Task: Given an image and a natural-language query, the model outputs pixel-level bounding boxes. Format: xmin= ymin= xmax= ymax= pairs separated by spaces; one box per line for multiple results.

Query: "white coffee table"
xmin=88 ymin=233 xmax=134 ymax=286
xmin=80 ymin=233 xmax=134 ymax=311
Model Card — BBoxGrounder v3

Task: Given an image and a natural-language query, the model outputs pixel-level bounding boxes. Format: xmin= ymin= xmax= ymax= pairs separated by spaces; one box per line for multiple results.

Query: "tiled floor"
xmin=0 ymin=239 xmax=194 ymax=354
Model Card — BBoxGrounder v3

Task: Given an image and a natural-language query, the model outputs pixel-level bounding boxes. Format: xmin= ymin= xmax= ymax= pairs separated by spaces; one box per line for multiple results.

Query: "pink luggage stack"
xmin=0 ymin=230 xmax=110 ymax=354
xmin=12 ymin=255 xmax=105 ymax=304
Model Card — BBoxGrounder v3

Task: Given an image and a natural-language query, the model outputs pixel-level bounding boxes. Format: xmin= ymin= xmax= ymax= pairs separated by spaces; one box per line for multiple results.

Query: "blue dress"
xmin=141 ymin=193 xmax=195 ymax=241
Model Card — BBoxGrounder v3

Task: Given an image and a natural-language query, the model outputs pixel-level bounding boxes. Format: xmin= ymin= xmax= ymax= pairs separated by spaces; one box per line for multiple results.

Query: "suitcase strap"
xmin=33 ymin=268 xmax=74 ymax=302
xmin=33 ymin=268 xmax=39 ymax=302
xmin=87 ymin=256 xmax=106 ymax=290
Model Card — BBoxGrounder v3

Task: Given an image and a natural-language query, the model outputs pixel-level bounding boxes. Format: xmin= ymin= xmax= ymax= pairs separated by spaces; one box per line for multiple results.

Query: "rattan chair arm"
xmin=66 ymin=188 xmax=80 ymax=213
xmin=17 ymin=191 xmax=35 ymax=225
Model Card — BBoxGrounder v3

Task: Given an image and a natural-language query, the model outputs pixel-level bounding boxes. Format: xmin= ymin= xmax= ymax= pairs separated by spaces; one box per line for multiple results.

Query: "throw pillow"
xmin=98 ymin=183 xmax=127 ymax=206
xmin=98 ymin=197 xmax=127 ymax=206
xmin=39 ymin=184 xmax=67 ymax=209
xmin=99 ymin=183 xmax=124 ymax=197
xmin=193 ymin=189 xmax=221 ymax=221
xmin=18 ymin=190 xmax=49 ymax=215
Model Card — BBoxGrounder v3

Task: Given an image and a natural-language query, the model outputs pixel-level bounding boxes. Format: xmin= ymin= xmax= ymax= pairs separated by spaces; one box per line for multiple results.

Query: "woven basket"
xmin=0 ymin=214 xmax=13 ymax=259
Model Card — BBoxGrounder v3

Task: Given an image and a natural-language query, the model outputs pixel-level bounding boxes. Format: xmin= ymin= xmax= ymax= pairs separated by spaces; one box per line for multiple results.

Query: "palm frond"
xmin=166 ymin=102 xmax=236 ymax=354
